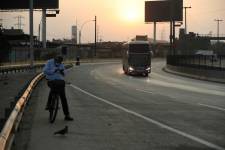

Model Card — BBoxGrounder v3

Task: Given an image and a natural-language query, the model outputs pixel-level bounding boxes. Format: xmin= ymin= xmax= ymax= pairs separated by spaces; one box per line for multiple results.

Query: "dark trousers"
xmin=47 ymin=80 xmax=70 ymax=116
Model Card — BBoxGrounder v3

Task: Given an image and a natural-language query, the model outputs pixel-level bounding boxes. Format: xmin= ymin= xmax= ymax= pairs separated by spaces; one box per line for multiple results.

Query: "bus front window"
xmin=129 ymin=44 xmax=149 ymax=53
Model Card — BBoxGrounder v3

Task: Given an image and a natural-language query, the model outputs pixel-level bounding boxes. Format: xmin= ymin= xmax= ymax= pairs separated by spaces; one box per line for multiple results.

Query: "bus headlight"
xmin=129 ymin=66 xmax=134 ymax=72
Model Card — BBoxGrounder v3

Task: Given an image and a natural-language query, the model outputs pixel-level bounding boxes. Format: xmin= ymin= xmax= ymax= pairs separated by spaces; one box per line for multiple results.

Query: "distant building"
xmin=2 ymin=28 xmax=24 ymax=35
xmin=176 ymin=28 xmax=211 ymax=55
xmin=71 ymin=26 xmax=77 ymax=44
xmin=1 ymin=28 xmax=37 ymax=47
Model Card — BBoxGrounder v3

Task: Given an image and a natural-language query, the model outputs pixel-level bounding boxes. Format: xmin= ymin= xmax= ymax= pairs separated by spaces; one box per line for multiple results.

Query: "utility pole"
xmin=183 ymin=6 xmax=191 ymax=34
xmin=94 ymin=16 xmax=97 ymax=57
xmin=29 ymin=0 xmax=34 ymax=67
xmin=161 ymin=28 xmax=165 ymax=41
xmin=14 ymin=15 xmax=25 ymax=29
xmin=214 ymin=19 xmax=223 ymax=43
xmin=38 ymin=23 xmax=41 ymax=41
xmin=0 ymin=19 xmax=3 ymax=28
xmin=153 ymin=22 xmax=156 ymax=44
xmin=42 ymin=9 xmax=47 ymax=48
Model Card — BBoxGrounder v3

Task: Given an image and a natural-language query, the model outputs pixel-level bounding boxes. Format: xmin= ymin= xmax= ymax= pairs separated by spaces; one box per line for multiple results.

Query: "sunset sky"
xmin=0 ymin=0 xmax=225 ymax=43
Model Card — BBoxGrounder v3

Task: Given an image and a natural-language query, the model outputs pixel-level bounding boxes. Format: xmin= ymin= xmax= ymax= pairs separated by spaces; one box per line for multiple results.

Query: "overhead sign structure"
xmin=0 ymin=0 xmax=59 ymax=9
xmin=145 ymin=0 xmax=183 ymax=22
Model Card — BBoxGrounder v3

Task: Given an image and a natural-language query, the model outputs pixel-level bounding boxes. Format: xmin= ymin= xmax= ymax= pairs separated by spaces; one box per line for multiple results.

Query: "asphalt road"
xmin=15 ymin=59 xmax=225 ymax=150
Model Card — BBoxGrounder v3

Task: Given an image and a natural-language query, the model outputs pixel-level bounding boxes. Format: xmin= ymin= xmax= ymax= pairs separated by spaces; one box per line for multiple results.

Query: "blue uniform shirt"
xmin=43 ymin=59 xmax=65 ymax=81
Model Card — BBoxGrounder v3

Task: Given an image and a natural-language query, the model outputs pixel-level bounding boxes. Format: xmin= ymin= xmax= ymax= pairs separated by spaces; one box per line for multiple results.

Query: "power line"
xmin=194 ymin=8 xmax=225 ymax=15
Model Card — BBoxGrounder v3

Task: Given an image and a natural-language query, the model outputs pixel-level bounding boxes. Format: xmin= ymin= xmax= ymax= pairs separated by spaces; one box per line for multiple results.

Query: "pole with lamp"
xmin=183 ymin=6 xmax=191 ymax=34
xmin=79 ymin=18 xmax=95 ymax=44
xmin=78 ymin=16 xmax=97 ymax=57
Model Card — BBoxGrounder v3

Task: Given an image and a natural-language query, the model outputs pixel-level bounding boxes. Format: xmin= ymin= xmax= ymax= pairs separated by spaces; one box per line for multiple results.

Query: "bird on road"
xmin=54 ymin=126 xmax=68 ymax=135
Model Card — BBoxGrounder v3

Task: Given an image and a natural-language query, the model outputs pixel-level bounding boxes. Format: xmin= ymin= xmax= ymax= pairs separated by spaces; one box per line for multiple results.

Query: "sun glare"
xmin=124 ymin=10 xmax=138 ymax=22
xmin=117 ymin=0 xmax=142 ymax=23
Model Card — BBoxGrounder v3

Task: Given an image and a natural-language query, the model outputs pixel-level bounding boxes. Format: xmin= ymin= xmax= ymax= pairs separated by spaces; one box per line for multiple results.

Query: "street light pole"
xmin=183 ymin=6 xmax=191 ymax=34
xmin=214 ymin=19 xmax=223 ymax=43
xmin=79 ymin=19 xmax=95 ymax=44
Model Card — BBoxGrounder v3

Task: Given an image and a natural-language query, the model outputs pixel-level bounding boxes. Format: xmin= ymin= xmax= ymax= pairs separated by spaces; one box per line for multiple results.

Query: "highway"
xmin=14 ymin=59 xmax=225 ymax=150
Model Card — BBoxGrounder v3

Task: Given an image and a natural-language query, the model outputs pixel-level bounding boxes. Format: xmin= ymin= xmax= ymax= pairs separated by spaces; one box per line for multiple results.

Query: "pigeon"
xmin=54 ymin=126 xmax=68 ymax=135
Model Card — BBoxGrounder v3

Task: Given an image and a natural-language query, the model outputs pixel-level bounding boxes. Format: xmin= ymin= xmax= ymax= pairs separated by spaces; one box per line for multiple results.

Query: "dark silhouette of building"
xmin=176 ymin=28 xmax=211 ymax=55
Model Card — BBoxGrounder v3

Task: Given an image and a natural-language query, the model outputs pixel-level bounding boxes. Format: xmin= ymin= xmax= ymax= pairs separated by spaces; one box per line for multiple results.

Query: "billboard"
xmin=145 ymin=0 xmax=183 ymax=22
xmin=0 ymin=0 xmax=59 ymax=9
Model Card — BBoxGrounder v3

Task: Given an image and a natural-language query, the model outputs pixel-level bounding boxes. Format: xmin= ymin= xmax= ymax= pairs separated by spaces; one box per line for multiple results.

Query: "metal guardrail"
xmin=0 ymin=73 xmax=44 ymax=150
xmin=0 ymin=62 xmax=74 ymax=75
xmin=167 ymin=55 xmax=225 ymax=71
xmin=197 ymin=34 xmax=225 ymax=37
xmin=0 ymin=64 xmax=44 ymax=75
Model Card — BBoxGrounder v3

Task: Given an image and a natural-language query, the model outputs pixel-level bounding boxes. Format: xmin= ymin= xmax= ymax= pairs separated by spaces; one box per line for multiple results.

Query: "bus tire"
xmin=123 ymin=65 xmax=127 ymax=74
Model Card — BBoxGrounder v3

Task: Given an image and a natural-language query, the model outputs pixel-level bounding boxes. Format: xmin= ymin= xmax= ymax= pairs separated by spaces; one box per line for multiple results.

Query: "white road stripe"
xmin=148 ymin=78 xmax=225 ymax=97
xmin=136 ymin=89 xmax=180 ymax=100
xmin=136 ymin=89 xmax=154 ymax=94
xmin=82 ymin=62 xmax=120 ymax=65
xmin=199 ymin=103 xmax=225 ymax=112
xmin=70 ymin=84 xmax=225 ymax=150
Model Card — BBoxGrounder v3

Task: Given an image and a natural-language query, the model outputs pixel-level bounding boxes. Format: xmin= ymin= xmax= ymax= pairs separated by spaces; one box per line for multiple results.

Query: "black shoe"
xmin=64 ymin=116 xmax=74 ymax=121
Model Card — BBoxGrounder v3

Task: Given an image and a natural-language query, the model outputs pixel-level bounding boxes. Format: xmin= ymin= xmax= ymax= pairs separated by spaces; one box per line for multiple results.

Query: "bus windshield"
xmin=129 ymin=44 xmax=149 ymax=53
xmin=129 ymin=54 xmax=150 ymax=67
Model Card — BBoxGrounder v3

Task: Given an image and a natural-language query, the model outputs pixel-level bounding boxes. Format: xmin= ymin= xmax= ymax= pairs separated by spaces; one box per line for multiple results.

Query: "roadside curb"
xmin=163 ymin=66 xmax=225 ymax=84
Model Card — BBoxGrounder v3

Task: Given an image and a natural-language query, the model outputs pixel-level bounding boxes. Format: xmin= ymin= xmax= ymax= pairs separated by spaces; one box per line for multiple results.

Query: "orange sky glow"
xmin=0 ymin=0 xmax=225 ymax=42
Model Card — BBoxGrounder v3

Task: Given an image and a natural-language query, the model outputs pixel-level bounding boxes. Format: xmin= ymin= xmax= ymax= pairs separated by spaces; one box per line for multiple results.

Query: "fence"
xmin=167 ymin=55 xmax=225 ymax=71
xmin=0 ymin=46 xmax=122 ymax=66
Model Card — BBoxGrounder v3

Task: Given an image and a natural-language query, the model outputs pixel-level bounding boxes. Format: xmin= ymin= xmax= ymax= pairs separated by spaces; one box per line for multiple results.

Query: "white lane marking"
xmin=136 ymin=89 xmax=180 ymax=100
xmin=199 ymin=103 xmax=225 ymax=112
xmin=136 ymin=89 xmax=154 ymax=94
xmin=69 ymin=84 xmax=225 ymax=150
xmin=148 ymin=79 xmax=225 ymax=97
xmin=106 ymin=82 xmax=117 ymax=86
xmin=83 ymin=62 xmax=120 ymax=65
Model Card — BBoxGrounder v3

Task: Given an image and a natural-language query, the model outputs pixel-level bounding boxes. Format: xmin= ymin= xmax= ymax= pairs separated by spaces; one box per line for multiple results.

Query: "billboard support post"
xmin=184 ymin=6 xmax=191 ymax=34
xmin=173 ymin=20 xmax=176 ymax=55
xmin=42 ymin=9 xmax=46 ymax=48
xmin=29 ymin=0 xmax=34 ymax=67
xmin=170 ymin=21 xmax=172 ymax=54
xmin=153 ymin=22 xmax=156 ymax=44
